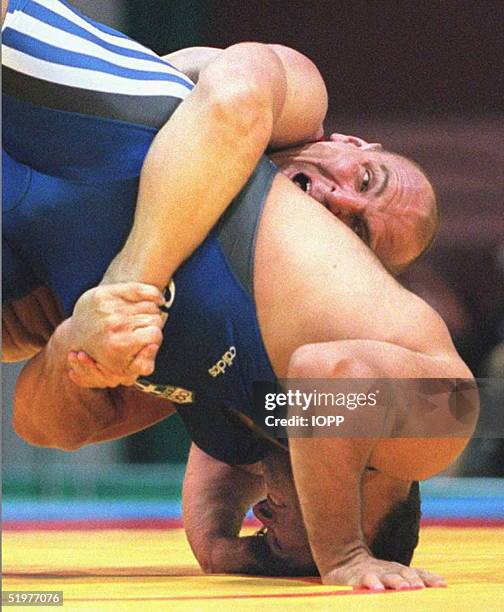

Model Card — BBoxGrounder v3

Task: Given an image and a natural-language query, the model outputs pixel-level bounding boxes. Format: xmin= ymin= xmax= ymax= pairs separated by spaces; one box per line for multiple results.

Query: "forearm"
xmin=13 ymin=318 xmax=174 ymax=449
xmin=84 ymin=387 xmax=175 ymax=444
xmin=104 ymin=42 xmax=327 ymax=288
xmin=289 ymin=437 xmax=373 ymax=575
xmin=2 ymin=287 xmax=63 ymax=362
xmin=13 ymin=319 xmax=118 ymax=450
xmin=183 ymin=444 xmax=265 ymax=572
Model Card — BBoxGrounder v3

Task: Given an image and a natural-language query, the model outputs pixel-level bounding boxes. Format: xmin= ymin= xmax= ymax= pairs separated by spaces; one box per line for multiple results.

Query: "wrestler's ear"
xmin=329 ymin=133 xmax=382 ymax=151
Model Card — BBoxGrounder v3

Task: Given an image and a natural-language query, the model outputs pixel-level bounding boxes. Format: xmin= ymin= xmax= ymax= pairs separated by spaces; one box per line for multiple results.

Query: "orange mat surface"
xmin=3 ymin=526 xmax=503 ymax=611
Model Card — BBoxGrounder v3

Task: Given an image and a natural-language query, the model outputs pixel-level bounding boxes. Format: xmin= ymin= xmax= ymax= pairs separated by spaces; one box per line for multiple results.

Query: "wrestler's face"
xmin=270 ymin=134 xmax=437 ymax=273
xmin=252 ymin=450 xmax=314 ymax=573
xmin=252 ymin=451 xmax=412 ymax=574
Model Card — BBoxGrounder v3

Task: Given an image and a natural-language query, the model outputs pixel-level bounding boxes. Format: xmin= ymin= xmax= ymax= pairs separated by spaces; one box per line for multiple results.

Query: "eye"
xmin=360 ymin=169 xmax=371 ymax=192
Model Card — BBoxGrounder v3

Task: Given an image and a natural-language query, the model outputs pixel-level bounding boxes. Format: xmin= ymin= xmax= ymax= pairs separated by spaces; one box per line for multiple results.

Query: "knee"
xmin=197 ymin=43 xmax=284 ymax=136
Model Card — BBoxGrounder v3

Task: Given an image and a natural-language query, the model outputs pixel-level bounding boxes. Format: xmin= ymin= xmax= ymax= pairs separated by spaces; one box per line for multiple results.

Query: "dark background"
xmin=126 ymin=0 xmax=504 ymax=117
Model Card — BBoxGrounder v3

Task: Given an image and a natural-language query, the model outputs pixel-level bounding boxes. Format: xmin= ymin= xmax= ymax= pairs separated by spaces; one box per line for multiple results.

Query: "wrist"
xmin=317 ymin=542 xmax=371 ymax=577
xmin=102 ymin=243 xmax=175 ymax=290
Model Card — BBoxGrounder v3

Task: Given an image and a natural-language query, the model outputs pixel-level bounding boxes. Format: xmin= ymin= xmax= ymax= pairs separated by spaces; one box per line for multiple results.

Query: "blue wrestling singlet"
xmin=3 ymin=0 xmax=194 ymax=302
xmin=3 ymin=0 xmax=279 ymax=464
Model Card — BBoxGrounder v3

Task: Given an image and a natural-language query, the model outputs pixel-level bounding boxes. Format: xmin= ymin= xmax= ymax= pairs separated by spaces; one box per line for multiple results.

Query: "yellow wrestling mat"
xmin=3 ymin=526 xmax=503 ymax=611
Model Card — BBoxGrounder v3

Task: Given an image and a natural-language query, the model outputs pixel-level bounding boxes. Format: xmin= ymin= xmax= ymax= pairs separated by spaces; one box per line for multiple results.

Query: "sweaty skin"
xmin=12 ymin=171 xmax=478 ymax=589
xmin=73 ymin=42 xmax=327 ymax=378
xmin=5 ymin=6 xmax=470 ymax=588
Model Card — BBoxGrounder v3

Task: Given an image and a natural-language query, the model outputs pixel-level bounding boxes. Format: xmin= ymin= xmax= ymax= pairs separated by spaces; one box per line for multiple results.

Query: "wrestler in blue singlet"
xmin=3 ymin=0 xmax=279 ymax=464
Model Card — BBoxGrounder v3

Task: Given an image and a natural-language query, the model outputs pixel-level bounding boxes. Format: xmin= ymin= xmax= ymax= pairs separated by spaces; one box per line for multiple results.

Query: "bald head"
xmin=271 ymin=137 xmax=440 ymax=274
xmin=380 ymin=152 xmax=439 ymax=273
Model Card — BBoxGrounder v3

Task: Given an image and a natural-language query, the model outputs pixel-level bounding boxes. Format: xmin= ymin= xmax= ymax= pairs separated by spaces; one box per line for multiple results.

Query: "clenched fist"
xmin=66 ymin=282 xmax=166 ymax=387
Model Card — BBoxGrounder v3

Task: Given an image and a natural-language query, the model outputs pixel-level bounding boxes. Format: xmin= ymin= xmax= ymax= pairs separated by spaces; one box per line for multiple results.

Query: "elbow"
xmin=197 ymin=43 xmax=283 ymax=140
xmin=191 ymin=537 xmax=240 ymax=574
xmin=13 ymin=422 xmax=88 ymax=451
xmin=190 ymin=543 xmax=218 ymax=574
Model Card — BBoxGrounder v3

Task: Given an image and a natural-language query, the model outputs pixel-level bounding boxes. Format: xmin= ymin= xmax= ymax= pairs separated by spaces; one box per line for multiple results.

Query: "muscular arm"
xmin=256 ymin=175 xmax=478 ymax=587
xmin=13 ymin=316 xmax=174 ymax=451
xmin=165 ymin=44 xmax=326 ymax=148
xmin=288 ymin=340 xmax=476 ymax=588
xmin=183 ymin=444 xmax=265 ymax=573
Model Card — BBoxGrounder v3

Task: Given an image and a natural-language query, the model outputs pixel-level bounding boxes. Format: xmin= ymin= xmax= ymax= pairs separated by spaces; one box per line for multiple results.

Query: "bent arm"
xmin=258 ymin=176 xmax=478 ymax=586
xmin=73 ymin=42 xmax=327 ymax=378
xmin=13 ymin=317 xmax=174 ymax=450
xmin=287 ymin=338 xmax=477 ymax=585
xmin=183 ymin=444 xmax=265 ymax=573
xmin=165 ymin=44 xmax=327 ymax=149
xmin=105 ymin=42 xmax=327 ymax=288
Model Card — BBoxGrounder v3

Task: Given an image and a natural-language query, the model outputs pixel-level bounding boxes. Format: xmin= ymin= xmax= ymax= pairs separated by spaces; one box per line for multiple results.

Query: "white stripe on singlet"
xmin=2 ymin=0 xmax=193 ymax=97
xmin=2 ymin=46 xmax=193 ymax=97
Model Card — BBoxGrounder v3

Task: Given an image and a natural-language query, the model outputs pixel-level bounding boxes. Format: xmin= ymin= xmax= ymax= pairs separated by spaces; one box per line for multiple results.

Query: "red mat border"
xmin=2 ymin=517 xmax=503 ymax=531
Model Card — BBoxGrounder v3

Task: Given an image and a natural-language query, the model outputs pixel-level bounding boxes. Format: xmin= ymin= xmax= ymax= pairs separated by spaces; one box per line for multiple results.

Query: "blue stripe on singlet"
xmin=4 ymin=30 xmax=192 ymax=85
xmin=15 ymin=0 xmax=178 ymax=68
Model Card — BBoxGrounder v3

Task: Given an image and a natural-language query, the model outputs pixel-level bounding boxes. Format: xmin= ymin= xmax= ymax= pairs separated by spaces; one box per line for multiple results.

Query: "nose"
xmin=324 ymin=189 xmax=362 ymax=215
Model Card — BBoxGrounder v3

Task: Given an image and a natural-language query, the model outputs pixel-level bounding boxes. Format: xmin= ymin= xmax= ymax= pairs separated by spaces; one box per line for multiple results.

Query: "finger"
xmin=130 ymin=314 xmax=164 ymax=331
xmin=76 ymin=351 xmax=98 ymax=366
xmin=381 ymin=573 xmax=410 ymax=590
xmin=67 ymin=351 xmax=79 ymax=366
xmin=69 ymin=360 xmax=107 ymax=386
xmin=76 ymin=351 xmax=115 ymax=378
xmin=399 ymin=568 xmax=426 ymax=589
xmin=110 ymin=282 xmax=164 ymax=304
xmin=418 ymin=570 xmax=447 ymax=588
xmin=127 ymin=343 xmax=160 ymax=377
xmin=131 ymin=326 xmax=163 ymax=348
xmin=83 ymin=364 xmax=134 ymax=386
xmin=73 ymin=352 xmax=124 ymax=387
xmin=361 ymin=573 xmax=385 ymax=591
xmin=128 ymin=300 xmax=163 ymax=316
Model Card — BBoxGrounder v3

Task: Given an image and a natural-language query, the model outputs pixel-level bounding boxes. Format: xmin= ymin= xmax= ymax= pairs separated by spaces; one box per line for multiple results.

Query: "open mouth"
xmin=292 ymin=172 xmax=312 ymax=195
